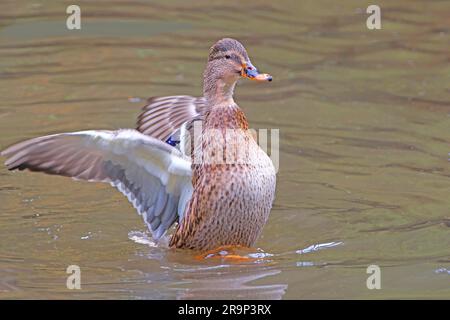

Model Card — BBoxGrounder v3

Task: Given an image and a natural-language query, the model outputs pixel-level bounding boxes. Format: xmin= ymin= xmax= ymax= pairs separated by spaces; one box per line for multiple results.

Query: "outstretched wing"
xmin=1 ymin=129 xmax=193 ymax=240
xmin=136 ymin=95 xmax=207 ymax=141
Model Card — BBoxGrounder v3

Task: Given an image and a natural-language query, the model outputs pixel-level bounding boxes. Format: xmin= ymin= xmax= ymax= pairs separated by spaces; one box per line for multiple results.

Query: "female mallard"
xmin=1 ymin=38 xmax=276 ymax=251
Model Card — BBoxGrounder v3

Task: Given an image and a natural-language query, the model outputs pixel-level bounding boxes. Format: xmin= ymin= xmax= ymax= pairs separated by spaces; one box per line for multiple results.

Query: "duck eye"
xmin=225 ymin=54 xmax=231 ymax=59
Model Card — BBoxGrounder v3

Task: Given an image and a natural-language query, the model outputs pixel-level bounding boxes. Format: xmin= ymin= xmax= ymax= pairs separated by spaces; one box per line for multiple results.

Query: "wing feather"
xmin=136 ymin=95 xmax=208 ymax=141
xmin=1 ymin=129 xmax=193 ymax=240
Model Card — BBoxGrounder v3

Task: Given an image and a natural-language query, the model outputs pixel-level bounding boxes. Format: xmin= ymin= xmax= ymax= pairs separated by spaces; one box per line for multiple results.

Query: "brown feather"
xmin=136 ymin=95 xmax=207 ymax=141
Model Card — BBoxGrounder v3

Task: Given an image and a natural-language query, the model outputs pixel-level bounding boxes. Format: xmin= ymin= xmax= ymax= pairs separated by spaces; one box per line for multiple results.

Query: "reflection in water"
xmin=0 ymin=268 xmax=21 ymax=294
xmin=171 ymin=266 xmax=287 ymax=300
xmin=129 ymin=231 xmax=287 ymax=299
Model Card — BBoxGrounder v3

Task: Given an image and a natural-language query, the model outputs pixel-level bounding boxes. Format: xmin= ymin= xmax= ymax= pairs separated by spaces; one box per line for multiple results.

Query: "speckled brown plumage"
xmin=169 ymin=104 xmax=276 ymax=250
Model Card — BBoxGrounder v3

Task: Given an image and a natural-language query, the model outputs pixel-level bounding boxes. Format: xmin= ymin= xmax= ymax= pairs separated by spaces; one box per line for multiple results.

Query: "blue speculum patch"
xmin=166 ymin=136 xmax=179 ymax=147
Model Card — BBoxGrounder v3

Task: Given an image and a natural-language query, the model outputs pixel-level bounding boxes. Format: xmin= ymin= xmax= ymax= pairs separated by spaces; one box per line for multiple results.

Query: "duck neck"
xmin=203 ymin=73 xmax=237 ymax=107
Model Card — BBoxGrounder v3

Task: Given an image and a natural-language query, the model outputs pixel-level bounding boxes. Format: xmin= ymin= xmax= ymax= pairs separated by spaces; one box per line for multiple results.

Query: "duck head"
xmin=203 ymin=38 xmax=272 ymax=104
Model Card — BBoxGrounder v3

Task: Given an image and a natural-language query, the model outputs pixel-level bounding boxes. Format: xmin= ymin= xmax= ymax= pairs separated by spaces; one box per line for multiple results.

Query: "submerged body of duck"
xmin=1 ymin=38 xmax=276 ymax=251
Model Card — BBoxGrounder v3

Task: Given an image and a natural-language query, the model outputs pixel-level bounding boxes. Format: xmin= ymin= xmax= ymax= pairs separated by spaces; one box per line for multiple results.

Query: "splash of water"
xmin=128 ymin=230 xmax=159 ymax=247
xmin=296 ymin=241 xmax=343 ymax=255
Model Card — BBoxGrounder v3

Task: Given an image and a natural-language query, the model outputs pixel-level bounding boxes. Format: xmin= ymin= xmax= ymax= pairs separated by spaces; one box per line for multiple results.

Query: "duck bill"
xmin=241 ymin=62 xmax=273 ymax=82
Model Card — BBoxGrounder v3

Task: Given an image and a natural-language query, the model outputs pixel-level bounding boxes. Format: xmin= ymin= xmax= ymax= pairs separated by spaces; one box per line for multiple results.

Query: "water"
xmin=0 ymin=0 xmax=449 ymax=299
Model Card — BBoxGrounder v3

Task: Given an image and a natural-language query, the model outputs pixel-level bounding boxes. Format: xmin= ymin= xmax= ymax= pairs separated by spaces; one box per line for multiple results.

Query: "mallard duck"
xmin=1 ymin=38 xmax=276 ymax=251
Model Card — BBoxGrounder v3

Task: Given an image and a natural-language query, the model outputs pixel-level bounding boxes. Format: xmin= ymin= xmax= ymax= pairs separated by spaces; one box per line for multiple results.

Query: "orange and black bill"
xmin=242 ymin=62 xmax=273 ymax=82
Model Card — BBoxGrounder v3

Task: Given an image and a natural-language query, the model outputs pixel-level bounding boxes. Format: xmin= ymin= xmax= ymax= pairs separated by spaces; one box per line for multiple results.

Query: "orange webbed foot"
xmin=194 ymin=245 xmax=259 ymax=263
